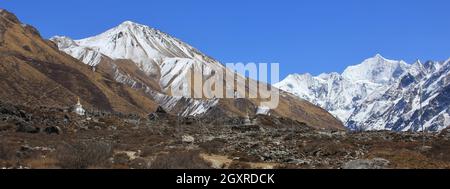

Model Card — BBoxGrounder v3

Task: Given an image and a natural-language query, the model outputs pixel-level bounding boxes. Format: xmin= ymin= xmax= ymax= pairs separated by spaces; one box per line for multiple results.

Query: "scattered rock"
xmin=155 ymin=106 xmax=167 ymax=114
xmin=419 ymin=145 xmax=432 ymax=152
xmin=113 ymin=153 xmax=131 ymax=165
xmin=287 ymin=158 xmax=310 ymax=165
xmin=147 ymin=113 xmax=158 ymax=121
xmin=182 ymin=135 xmax=195 ymax=143
xmin=182 ymin=116 xmax=196 ymax=125
xmin=342 ymin=158 xmax=390 ymax=169
xmin=129 ymin=157 xmax=150 ymax=169
xmin=0 ymin=122 xmax=14 ymax=131
xmin=43 ymin=126 xmax=61 ymax=135
xmin=16 ymin=122 xmax=39 ymax=133
xmin=107 ymin=125 xmax=117 ymax=131
xmin=231 ymin=125 xmax=261 ymax=132
xmin=63 ymin=114 xmax=70 ymax=125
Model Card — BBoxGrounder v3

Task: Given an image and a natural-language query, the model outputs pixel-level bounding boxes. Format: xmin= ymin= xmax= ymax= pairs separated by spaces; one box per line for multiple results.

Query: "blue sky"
xmin=2 ymin=0 xmax=450 ymax=79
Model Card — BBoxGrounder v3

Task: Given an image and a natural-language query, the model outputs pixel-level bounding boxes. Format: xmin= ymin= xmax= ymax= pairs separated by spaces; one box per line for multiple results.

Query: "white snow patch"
xmin=444 ymin=113 xmax=450 ymax=128
xmin=256 ymin=106 xmax=271 ymax=115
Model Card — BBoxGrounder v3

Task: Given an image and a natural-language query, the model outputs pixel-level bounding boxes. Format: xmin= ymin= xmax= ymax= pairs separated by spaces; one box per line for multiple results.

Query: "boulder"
xmin=43 ymin=126 xmax=61 ymax=135
xmin=182 ymin=135 xmax=195 ymax=143
xmin=155 ymin=106 xmax=167 ymax=114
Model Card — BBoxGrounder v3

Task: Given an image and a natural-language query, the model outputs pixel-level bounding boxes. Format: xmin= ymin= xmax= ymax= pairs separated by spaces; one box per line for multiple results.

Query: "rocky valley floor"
xmin=1 ymin=101 xmax=450 ymax=169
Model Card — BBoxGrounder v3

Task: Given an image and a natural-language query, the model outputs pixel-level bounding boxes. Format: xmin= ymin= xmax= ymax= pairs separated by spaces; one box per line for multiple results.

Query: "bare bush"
xmin=0 ymin=142 xmax=15 ymax=160
xmin=228 ymin=161 xmax=252 ymax=169
xmin=199 ymin=138 xmax=227 ymax=154
xmin=150 ymin=150 xmax=211 ymax=169
xmin=56 ymin=141 xmax=113 ymax=169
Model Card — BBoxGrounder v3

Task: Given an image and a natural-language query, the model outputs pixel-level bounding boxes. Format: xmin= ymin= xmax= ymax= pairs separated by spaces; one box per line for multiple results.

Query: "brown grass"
xmin=25 ymin=157 xmax=59 ymax=169
xmin=0 ymin=142 xmax=15 ymax=160
xmin=228 ymin=161 xmax=252 ymax=169
xmin=56 ymin=141 xmax=113 ymax=169
xmin=199 ymin=138 xmax=227 ymax=154
xmin=150 ymin=150 xmax=211 ymax=169
xmin=367 ymin=148 xmax=450 ymax=169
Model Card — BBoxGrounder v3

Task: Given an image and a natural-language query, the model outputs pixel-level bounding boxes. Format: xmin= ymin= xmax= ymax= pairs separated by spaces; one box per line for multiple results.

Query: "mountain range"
xmin=275 ymin=54 xmax=450 ymax=132
xmin=4 ymin=7 xmax=448 ymax=132
xmin=0 ymin=9 xmax=343 ymax=130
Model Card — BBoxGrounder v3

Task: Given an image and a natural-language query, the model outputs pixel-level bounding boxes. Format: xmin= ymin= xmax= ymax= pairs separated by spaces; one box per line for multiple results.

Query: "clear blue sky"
xmin=2 ymin=0 xmax=450 ymax=79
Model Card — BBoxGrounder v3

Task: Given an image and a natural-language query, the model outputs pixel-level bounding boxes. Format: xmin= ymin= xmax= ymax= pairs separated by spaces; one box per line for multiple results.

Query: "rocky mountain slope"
xmin=0 ymin=9 xmax=159 ymax=114
xmin=275 ymin=54 xmax=450 ymax=132
xmin=1 ymin=9 xmax=342 ymax=130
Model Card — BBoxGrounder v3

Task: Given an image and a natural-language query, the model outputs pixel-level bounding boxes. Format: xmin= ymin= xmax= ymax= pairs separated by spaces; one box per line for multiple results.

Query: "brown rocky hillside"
xmin=0 ymin=9 xmax=343 ymax=130
xmin=0 ymin=9 xmax=158 ymax=114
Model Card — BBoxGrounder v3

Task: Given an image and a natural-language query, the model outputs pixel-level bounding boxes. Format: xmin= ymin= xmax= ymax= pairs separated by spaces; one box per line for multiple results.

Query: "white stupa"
xmin=74 ymin=97 xmax=86 ymax=116
xmin=243 ymin=114 xmax=252 ymax=125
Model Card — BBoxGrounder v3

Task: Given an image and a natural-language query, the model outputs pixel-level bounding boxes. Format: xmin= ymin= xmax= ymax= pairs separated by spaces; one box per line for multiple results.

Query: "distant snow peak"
xmin=276 ymin=55 xmax=450 ymax=132
xmin=342 ymin=54 xmax=409 ymax=84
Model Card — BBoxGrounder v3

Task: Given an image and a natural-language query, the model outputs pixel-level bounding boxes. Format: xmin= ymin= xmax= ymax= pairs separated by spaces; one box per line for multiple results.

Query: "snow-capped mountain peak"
xmin=275 ymin=54 xmax=412 ymax=123
xmin=76 ymin=20 xmax=210 ymax=60
xmin=52 ymin=21 xmax=225 ymax=95
xmin=50 ymin=21 xmax=221 ymax=116
xmin=118 ymin=20 xmax=141 ymax=27
xmin=276 ymin=55 xmax=450 ymax=132
xmin=342 ymin=54 xmax=410 ymax=85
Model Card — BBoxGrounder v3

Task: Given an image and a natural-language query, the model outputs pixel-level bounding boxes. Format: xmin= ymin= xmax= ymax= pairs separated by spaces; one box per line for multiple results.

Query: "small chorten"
xmin=243 ymin=114 xmax=252 ymax=125
xmin=74 ymin=97 xmax=86 ymax=116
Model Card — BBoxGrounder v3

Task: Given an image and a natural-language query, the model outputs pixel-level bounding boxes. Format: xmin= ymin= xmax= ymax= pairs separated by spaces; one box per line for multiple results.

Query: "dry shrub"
xmin=368 ymin=148 xmax=450 ymax=169
xmin=0 ymin=142 xmax=15 ymax=160
xmin=300 ymin=141 xmax=355 ymax=158
xmin=429 ymin=140 xmax=450 ymax=162
xmin=228 ymin=161 xmax=252 ymax=169
xmin=0 ymin=123 xmax=14 ymax=132
xmin=229 ymin=151 xmax=260 ymax=162
xmin=274 ymin=163 xmax=303 ymax=169
xmin=199 ymin=138 xmax=227 ymax=154
xmin=141 ymin=145 xmax=164 ymax=157
xmin=112 ymin=153 xmax=130 ymax=165
xmin=56 ymin=141 xmax=113 ymax=169
xmin=26 ymin=157 xmax=58 ymax=169
xmin=150 ymin=150 xmax=211 ymax=169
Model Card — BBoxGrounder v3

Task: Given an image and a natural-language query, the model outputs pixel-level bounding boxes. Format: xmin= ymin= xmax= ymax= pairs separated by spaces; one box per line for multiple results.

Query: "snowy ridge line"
xmin=276 ymin=54 xmax=450 ymax=132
